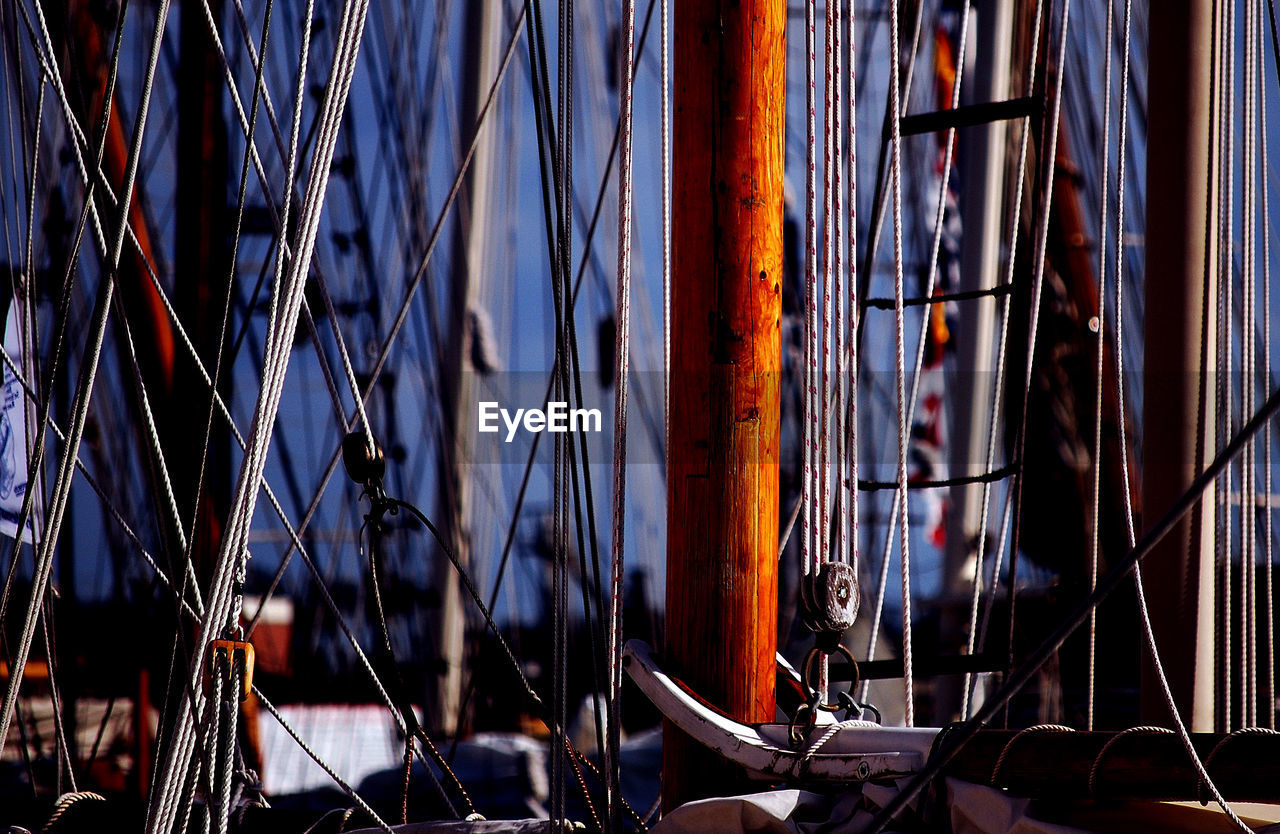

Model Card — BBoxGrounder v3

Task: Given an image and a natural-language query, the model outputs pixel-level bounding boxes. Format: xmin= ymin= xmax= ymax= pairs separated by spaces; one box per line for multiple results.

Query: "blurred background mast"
xmin=939 ymin=0 xmax=1014 ymax=723
xmin=428 ymin=0 xmax=503 ymax=738
xmin=1139 ymin=0 xmax=1217 ymax=729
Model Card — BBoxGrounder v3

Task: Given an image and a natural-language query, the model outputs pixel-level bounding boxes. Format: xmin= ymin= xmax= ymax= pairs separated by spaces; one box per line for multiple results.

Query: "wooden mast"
xmin=1140 ymin=0 xmax=1217 ymax=728
xmin=664 ymin=0 xmax=784 ymax=810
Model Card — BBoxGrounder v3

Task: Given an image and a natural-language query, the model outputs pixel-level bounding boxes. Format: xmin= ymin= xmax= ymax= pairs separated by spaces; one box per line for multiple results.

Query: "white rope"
xmin=845 ymin=0 xmax=859 ymax=585
xmin=1133 ymin=564 xmax=1252 ymax=831
xmin=1087 ymin=0 xmax=1118 ymax=735
xmin=606 ymin=0 xmax=636 ymax=823
xmin=996 ymin=0 xmax=1072 ymax=726
xmin=215 ymin=668 xmax=239 ymax=834
xmin=1262 ymin=0 xmax=1276 ymax=728
xmin=1244 ymin=0 xmax=1254 ymax=731
xmin=1218 ymin=0 xmax=1228 ymax=731
xmin=661 ymin=0 xmax=671 ymax=459
xmin=1104 ymin=6 xmax=1248 ymax=824
xmin=1087 ymin=725 xmax=1172 ymax=796
xmin=803 ymin=0 xmax=819 ymax=584
xmin=202 ymin=665 xmax=225 ymax=833
xmin=820 ymin=0 xmax=836 ymax=583
xmin=799 ymin=718 xmax=878 ymax=763
xmin=815 ymin=0 xmax=838 ymax=704
xmin=0 ymin=0 xmax=174 ymax=771
xmin=990 ymin=724 xmax=1074 ymax=787
xmin=148 ymin=0 xmax=370 ymax=824
xmin=832 ymin=0 xmax=846 ymax=577
xmin=887 ymin=0 xmax=912 ymax=727
xmin=858 ymin=500 xmax=896 ymax=705
xmin=855 ymin=2 xmax=973 ymax=717
xmin=960 ymin=0 xmax=1047 ymax=720
xmin=196 ymin=0 xmax=374 ymax=450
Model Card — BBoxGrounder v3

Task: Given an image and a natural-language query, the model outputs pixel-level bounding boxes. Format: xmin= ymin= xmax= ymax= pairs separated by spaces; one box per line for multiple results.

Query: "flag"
xmin=0 ymin=289 xmax=42 ymax=544
xmin=907 ymin=23 xmax=964 ymax=550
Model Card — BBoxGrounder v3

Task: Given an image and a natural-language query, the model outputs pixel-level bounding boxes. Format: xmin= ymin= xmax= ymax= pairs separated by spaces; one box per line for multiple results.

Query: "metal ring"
xmin=800 ymin=643 xmax=860 ymax=712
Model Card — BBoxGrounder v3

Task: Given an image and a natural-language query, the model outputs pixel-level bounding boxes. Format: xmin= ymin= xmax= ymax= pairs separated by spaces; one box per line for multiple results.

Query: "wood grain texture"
xmin=663 ymin=0 xmax=785 ymax=810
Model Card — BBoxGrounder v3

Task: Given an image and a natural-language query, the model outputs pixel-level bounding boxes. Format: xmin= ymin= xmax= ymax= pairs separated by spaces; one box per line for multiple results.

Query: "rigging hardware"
xmin=801 ymin=561 xmax=859 ymax=634
xmin=205 ymin=627 xmax=255 ymax=702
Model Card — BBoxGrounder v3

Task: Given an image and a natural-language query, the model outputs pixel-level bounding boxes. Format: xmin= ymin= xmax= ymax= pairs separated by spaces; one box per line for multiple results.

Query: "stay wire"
xmin=1001 ymin=0 xmax=1072 ymax=720
xmin=183 ymin=0 xmax=276 ymax=587
xmin=609 ymin=0 xmax=638 ymax=823
xmin=1262 ymin=0 xmax=1276 ymax=730
xmin=194 ymin=0 xmax=374 ymax=454
xmin=40 ymin=593 xmax=74 ymax=793
xmin=0 ymin=0 xmax=171 ymax=768
xmin=869 ymin=367 xmax=1280 ymax=834
xmin=243 ymin=0 xmax=529 ymax=646
xmin=1097 ymin=2 xmax=1256 ymax=824
xmin=960 ymin=0 xmax=1048 ymax=720
xmin=465 ymin=0 xmax=662 ymax=696
xmin=521 ymin=0 xmax=569 ymax=814
xmin=387 ymin=497 xmax=623 ymax=822
xmin=0 ymin=0 xmax=131 ymax=631
xmin=1246 ymin=0 xmax=1256 ymax=726
xmin=1223 ymin=0 xmax=1237 ymax=734
xmin=151 ymin=0 xmax=372 ymax=822
xmin=1086 ymin=0 xmax=1117 ymax=733
xmin=360 ymin=512 xmax=469 ymax=819
xmin=888 ymin=0 xmax=913 ymax=727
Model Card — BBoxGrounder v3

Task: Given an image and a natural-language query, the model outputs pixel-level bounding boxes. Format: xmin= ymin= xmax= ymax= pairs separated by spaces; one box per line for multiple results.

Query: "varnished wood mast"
xmin=663 ymin=0 xmax=785 ymax=810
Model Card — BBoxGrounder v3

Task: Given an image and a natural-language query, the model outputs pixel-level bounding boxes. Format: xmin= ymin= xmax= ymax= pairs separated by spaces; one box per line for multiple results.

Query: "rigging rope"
xmin=1222 ymin=0 xmax=1237 ymax=734
xmin=608 ymin=0 xmax=637 ymax=822
xmin=846 ymin=0 xmax=860 ymax=597
xmin=1002 ymin=0 xmax=1073 ymax=714
xmin=1262 ymin=0 xmax=1276 ymax=728
xmin=959 ymin=0 xmax=1048 ymax=721
xmin=1101 ymin=1 xmax=1252 ymax=825
xmin=0 ymin=0 xmax=126 ymax=630
xmin=0 ymin=0 xmax=172 ymax=775
xmin=1088 ymin=0 xmax=1118 ymax=734
xmin=887 ymin=0 xmax=912 ymax=727
xmin=803 ymin=0 xmax=819 ymax=601
xmin=662 ymin=0 xmax=671 ymax=456
xmin=148 ymin=0 xmax=370 ymax=824
xmin=833 ymin=0 xmax=846 ymax=580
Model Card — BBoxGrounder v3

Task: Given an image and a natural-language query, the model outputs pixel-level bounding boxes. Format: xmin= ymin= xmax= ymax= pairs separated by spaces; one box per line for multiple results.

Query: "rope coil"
xmin=1086 ymin=726 xmax=1173 ymax=797
xmin=990 ymin=724 xmax=1075 ymax=789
